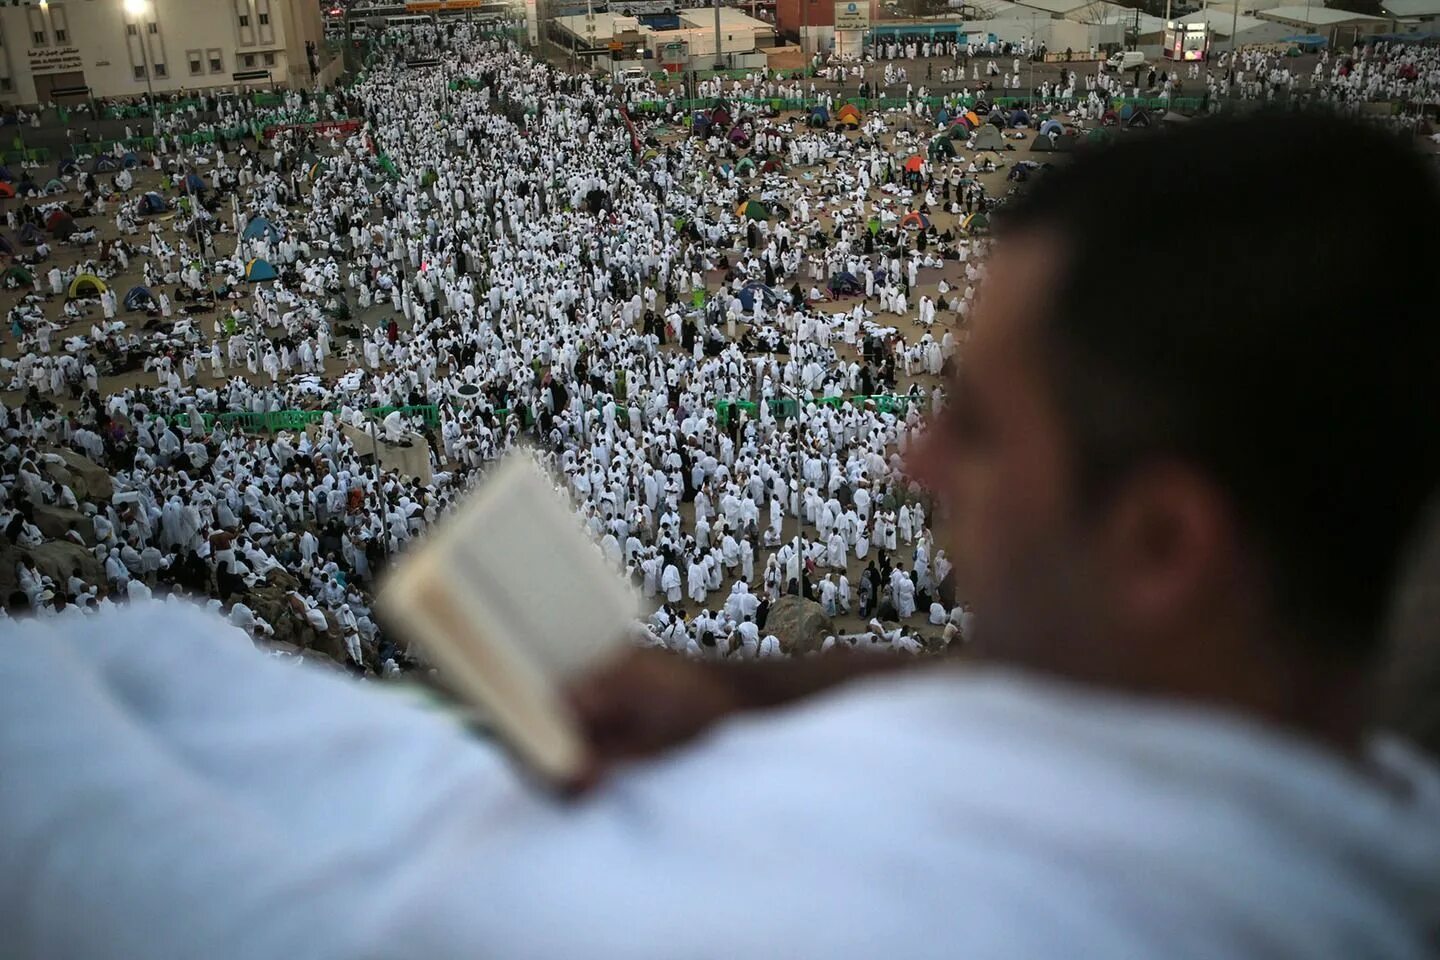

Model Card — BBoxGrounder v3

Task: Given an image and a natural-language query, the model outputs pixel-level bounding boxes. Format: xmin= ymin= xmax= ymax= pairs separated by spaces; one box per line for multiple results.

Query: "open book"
xmin=378 ymin=453 xmax=639 ymax=784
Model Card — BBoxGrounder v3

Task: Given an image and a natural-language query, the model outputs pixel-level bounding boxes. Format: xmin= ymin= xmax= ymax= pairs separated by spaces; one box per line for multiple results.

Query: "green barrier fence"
xmin=152 ymin=404 xmax=444 ymax=433
xmin=1 ymin=147 xmax=51 ymax=165
xmin=714 ymin=394 xmax=923 ymax=428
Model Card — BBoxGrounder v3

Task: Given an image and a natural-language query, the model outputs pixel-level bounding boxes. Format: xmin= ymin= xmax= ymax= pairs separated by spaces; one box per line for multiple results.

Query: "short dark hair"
xmin=1004 ymin=111 xmax=1440 ymax=657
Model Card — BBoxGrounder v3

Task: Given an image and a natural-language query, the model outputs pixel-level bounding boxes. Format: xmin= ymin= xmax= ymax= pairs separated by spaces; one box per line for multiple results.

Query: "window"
xmin=126 ymin=23 xmax=137 ymax=35
xmin=238 ymin=13 xmax=250 ymax=26
xmin=54 ymin=28 xmax=67 ymax=43
xmin=208 ymin=49 xmax=223 ymax=72
xmin=147 ymin=22 xmax=158 ymax=34
xmin=242 ymin=54 xmax=255 ymax=67
xmin=258 ymin=11 xmax=270 ymax=24
xmin=32 ymin=30 xmax=45 ymax=45
xmin=263 ymin=52 xmax=275 ymax=66
xmin=0 ymin=78 xmax=12 ymax=92
xmin=189 ymin=51 xmax=202 ymax=75
xmin=134 ymin=64 xmax=147 ymax=79
xmin=153 ymin=62 xmax=167 ymax=77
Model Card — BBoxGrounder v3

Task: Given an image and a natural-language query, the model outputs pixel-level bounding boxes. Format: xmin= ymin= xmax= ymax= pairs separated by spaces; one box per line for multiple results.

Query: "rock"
xmin=42 ymin=448 xmax=114 ymax=502
xmin=30 ymin=503 xmax=94 ymax=543
xmin=25 ymin=540 xmax=105 ymax=591
xmin=766 ymin=594 xmax=834 ymax=656
xmin=247 ymin=580 xmax=347 ymax=662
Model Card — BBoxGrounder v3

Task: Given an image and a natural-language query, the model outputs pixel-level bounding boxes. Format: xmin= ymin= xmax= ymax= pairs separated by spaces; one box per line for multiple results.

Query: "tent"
xmin=1039 ymin=119 xmax=1065 ymax=138
xmin=57 ymin=159 xmax=79 ymax=177
xmin=305 ymin=161 xmax=324 ymax=181
xmin=124 ymin=285 xmax=156 ymax=311
xmin=1161 ymin=110 xmax=1192 ymax=125
xmin=244 ymin=258 xmax=279 ymax=282
xmin=183 ymin=172 xmax=206 ymax=193
xmin=0 ymin=165 xmax=13 ymax=182
xmin=1030 ymin=132 xmax=1075 ymax=153
xmin=736 ymin=199 xmax=769 ymax=220
xmin=710 ymin=104 xmax=732 ymax=127
xmin=3 ymin=264 xmax=34 ymax=287
xmin=900 ymin=211 xmax=931 ymax=230
xmin=971 ymin=125 xmax=1005 ymax=151
xmin=836 ymin=103 xmax=863 ymax=128
xmin=0 ymin=234 xmax=13 ymax=256
xmin=903 ymin=154 xmax=925 ymax=173
xmin=1009 ymin=109 xmax=1032 ymax=127
xmin=43 ymin=178 xmax=66 ymax=195
xmin=121 ymin=151 xmax=141 ymax=169
xmin=728 ymin=126 xmax=750 ymax=145
xmin=44 ymin=209 xmax=72 ymax=232
xmin=809 ymin=104 xmax=829 ymax=126
xmin=737 ymin=280 xmax=782 ymax=311
xmin=692 ymin=114 xmax=712 ymax=138
xmin=928 ymin=137 xmax=956 ymax=160
xmin=761 ymin=157 xmax=785 ymax=174
xmin=962 ymin=212 xmax=990 ymax=235
xmin=735 ymin=156 xmax=757 ymax=176
xmin=828 ymin=270 xmax=862 ymax=295
xmin=1089 ymin=126 xmax=1114 ymax=143
xmin=137 ymin=191 xmax=170 ymax=214
xmin=988 ymin=110 xmax=1008 ymax=129
xmin=946 ymin=121 xmax=972 ymax=141
xmin=243 ymin=217 xmax=281 ymax=242
xmin=19 ymin=223 xmax=43 ymax=245
xmin=1125 ymin=108 xmax=1152 ymax=129
xmin=50 ymin=216 xmax=77 ymax=240
xmin=68 ymin=273 xmax=108 ymax=299
xmin=93 ymin=155 xmax=121 ymax=173
xmin=0 ymin=182 xmax=13 ymax=199
xmin=935 ymin=107 xmax=951 ymax=127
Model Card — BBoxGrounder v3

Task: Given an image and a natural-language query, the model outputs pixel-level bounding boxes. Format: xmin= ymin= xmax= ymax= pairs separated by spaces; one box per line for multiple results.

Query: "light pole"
xmin=125 ymin=0 xmax=158 ymax=139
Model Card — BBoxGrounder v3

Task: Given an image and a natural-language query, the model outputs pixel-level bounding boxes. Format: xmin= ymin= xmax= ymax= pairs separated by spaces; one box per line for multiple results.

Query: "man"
xmin=2 ymin=113 xmax=1439 ymax=959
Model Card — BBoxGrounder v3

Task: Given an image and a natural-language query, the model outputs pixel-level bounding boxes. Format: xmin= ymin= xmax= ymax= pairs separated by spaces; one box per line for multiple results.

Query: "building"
xmin=1381 ymin=0 xmax=1440 ymax=31
xmin=1253 ymin=3 xmax=1390 ymax=41
xmin=0 ymin=0 xmax=325 ymax=106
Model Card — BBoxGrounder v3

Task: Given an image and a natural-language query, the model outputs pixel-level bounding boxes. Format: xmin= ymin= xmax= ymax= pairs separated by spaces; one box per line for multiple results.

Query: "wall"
xmin=0 ymin=0 xmax=314 ymax=105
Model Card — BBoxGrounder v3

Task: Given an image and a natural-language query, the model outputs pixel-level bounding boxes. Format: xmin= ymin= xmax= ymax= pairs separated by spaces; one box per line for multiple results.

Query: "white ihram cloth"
xmin=1 ymin=601 xmax=1438 ymax=960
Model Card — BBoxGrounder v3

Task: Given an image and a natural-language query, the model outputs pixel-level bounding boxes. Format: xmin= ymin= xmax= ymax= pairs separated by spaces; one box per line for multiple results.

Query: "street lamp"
xmin=124 ymin=0 xmax=157 ymax=138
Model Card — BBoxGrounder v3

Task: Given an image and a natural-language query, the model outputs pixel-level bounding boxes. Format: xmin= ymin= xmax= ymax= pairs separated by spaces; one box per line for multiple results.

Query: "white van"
xmin=1105 ymin=50 xmax=1147 ymax=72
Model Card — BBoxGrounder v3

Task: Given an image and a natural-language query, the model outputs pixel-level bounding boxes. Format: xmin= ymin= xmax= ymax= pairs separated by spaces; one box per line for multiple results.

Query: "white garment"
xmin=0 ymin=602 xmax=1437 ymax=960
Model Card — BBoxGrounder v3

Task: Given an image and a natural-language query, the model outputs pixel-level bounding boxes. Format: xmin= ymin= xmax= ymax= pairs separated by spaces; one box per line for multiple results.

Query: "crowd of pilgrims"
xmin=0 ymin=24 xmax=998 ymax=670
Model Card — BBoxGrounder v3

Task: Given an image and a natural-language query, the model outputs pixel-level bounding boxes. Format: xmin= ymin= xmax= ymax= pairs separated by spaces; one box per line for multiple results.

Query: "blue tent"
xmin=737 ymin=280 xmax=782 ymax=312
xmin=19 ymin=223 xmax=43 ymax=245
xmin=1009 ymin=109 xmax=1031 ymax=127
xmin=183 ymin=172 xmax=206 ymax=193
xmin=243 ymin=217 xmax=281 ymax=242
xmin=56 ymin=159 xmax=79 ymax=177
xmin=121 ymin=152 xmax=141 ymax=169
xmin=244 ymin=258 xmax=278 ymax=282
xmin=935 ymin=108 xmax=951 ymax=126
xmin=1039 ymin=119 xmax=1065 ymax=138
xmin=0 ymin=165 xmax=13 ymax=182
xmin=811 ymin=104 xmax=830 ymax=123
xmin=93 ymin=155 xmax=121 ymax=173
xmin=137 ymin=191 xmax=169 ymax=214
xmin=124 ymin=285 xmax=156 ymax=311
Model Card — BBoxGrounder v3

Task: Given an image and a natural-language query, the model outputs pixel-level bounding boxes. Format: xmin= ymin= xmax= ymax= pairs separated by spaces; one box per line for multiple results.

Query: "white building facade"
xmin=0 ymin=0 xmax=325 ymax=106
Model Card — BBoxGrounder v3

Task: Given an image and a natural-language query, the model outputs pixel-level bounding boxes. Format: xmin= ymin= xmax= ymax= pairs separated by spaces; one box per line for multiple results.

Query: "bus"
xmin=611 ymin=0 xmax=676 ymax=15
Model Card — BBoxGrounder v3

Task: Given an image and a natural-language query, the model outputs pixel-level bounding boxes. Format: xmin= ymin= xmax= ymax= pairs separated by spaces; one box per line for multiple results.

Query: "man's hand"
xmin=566 ymin=648 xmax=923 ymax=776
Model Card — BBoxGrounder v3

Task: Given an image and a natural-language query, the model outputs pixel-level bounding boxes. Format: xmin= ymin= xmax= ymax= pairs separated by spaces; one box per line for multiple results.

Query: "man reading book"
xmin=2 ymin=112 xmax=1439 ymax=959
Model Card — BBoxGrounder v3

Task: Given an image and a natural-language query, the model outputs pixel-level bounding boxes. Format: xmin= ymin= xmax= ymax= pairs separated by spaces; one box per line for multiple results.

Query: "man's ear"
xmin=1097 ymin=461 xmax=1238 ymax=626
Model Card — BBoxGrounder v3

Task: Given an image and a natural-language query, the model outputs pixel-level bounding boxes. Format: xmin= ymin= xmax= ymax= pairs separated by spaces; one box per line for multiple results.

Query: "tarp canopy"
xmin=900 ymin=211 xmax=931 ymax=230
xmin=137 ymin=191 xmax=170 ymax=214
xmin=243 ymin=217 xmax=281 ymax=242
xmin=124 ymin=285 xmax=155 ymax=311
xmin=3 ymin=264 xmax=34 ymax=286
xmin=68 ymin=273 xmax=107 ymax=299
xmin=736 ymin=199 xmax=769 ymax=220
xmin=244 ymin=258 xmax=278 ymax=282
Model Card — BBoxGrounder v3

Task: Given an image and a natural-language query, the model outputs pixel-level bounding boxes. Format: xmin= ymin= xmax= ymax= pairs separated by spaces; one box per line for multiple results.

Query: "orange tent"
xmin=836 ymin=103 xmax=863 ymax=126
xmin=0 ymin=182 xmax=14 ymax=199
xmin=903 ymin=155 xmax=925 ymax=173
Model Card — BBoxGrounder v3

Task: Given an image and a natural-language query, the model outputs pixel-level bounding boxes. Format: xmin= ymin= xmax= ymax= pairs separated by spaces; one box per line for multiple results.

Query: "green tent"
xmin=1087 ymin=127 xmax=1113 ymax=144
xmin=928 ymin=137 xmax=957 ymax=160
xmin=736 ymin=156 xmax=757 ymax=175
xmin=2 ymin=264 xmax=34 ymax=287
xmin=736 ymin=199 xmax=769 ymax=220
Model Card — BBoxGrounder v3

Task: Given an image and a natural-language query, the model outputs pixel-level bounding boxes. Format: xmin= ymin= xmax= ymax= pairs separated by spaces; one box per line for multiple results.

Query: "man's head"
xmin=912 ymin=113 xmax=1440 ymax=730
